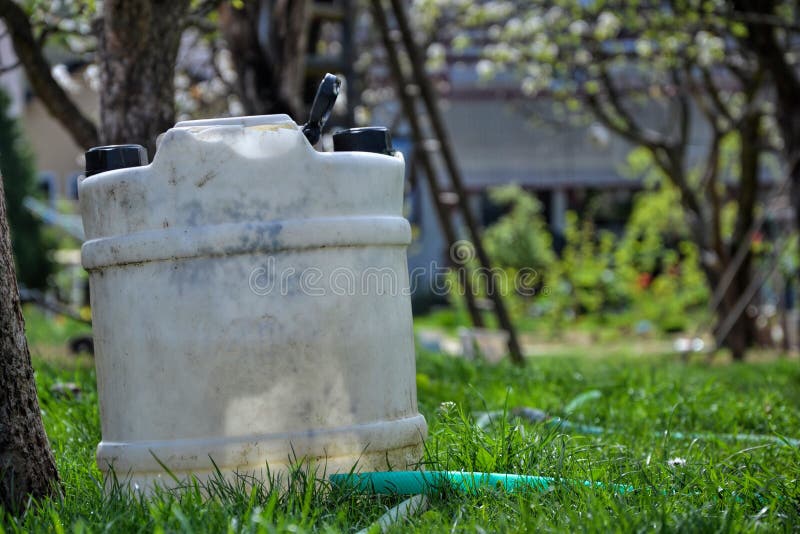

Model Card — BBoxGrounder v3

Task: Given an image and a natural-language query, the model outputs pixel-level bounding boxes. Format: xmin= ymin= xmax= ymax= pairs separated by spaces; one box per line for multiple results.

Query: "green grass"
xmin=3 ymin=309 xmax=800 ymax=532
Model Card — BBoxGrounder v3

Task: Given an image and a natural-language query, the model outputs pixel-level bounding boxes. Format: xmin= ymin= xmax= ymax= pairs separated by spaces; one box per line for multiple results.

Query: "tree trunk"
xmin=715 ymin=254 xmax=755 ymax=362
xmin=721 ymin=113 xmax=760 ymax=361
xmin=98 ymin=0 xmax=191 ymax=156
xmin=219 ymin=0 xmax=310 ymax=119
xmin=0 ymin=175 xmax=60 ymax=513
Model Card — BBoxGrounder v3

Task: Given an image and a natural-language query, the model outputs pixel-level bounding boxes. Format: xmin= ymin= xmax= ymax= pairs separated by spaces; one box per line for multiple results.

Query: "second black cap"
xmin=333 ymin=127 xmax=393 ymax=155
xmin=85 ymin=145 xmax=148 ymax=177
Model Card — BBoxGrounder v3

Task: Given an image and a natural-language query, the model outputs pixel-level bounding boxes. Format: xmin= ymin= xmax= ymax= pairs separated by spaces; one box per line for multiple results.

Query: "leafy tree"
xmin=0 ymin=88 xmax=52 ymax=289
xmin=420 ymin=0 xmax=793 ymax=359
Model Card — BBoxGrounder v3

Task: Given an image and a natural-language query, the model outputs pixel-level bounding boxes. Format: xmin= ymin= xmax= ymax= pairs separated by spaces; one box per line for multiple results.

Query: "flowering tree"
xmin=0 ymin=0 xmax=192 ymax=153
xmin=0 ymin=0 xmax=310 ymax=152
xmin=415 ymin=0 xmax=798 ymax=359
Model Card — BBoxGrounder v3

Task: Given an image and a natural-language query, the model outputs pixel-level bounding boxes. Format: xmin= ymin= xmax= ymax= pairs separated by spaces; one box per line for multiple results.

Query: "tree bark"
xmin=98 ymin=0 xmax=191 ymax=155
xmin=0 ymin=175 xmax=60 ymax=513
xmin=219 ymin=0 xmax=310 ymax=119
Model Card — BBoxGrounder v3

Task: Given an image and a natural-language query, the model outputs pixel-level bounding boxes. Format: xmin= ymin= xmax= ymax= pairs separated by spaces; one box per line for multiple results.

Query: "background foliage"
xmin=482 ymin=183 xmax=709 ymax=336
xmin=0 ymin=88 xmax=52 ymax=289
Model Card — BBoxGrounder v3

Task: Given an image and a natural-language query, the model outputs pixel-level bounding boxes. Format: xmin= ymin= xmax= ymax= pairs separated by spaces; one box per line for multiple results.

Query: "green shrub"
xmin=481 ymin=183 xmax=708 ymax=335
xmin=482 ymin=184 xmax=555 ymax=273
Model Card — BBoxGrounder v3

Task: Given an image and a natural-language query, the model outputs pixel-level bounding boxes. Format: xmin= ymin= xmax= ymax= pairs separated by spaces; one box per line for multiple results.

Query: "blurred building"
xmin=0 ymin=22 xmax=97 ymax=204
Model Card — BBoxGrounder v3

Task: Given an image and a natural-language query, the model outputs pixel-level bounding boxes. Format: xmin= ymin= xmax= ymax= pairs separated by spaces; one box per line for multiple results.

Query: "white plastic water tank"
xmin=79 ymin=115 xmax=427 ymax=491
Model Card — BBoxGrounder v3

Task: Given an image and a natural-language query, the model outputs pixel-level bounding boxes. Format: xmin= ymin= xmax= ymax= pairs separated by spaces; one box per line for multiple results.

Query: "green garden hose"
xmin=329 ymin=470 xmax=634 ymax=496
xmin=477 ymin=407 xmax=800 ymax=448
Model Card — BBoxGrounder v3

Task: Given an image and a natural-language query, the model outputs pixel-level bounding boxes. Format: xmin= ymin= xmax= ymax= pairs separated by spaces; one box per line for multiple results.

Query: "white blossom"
xmin=427 ymin=42 xmax=447 ymax=71
xmin=635 ymin=39 xmax=653 ymax=58
xmin=51 ymin=64 xmax=80 ymax=94
xmin=227 ymin=96 xmax=244 ymax=117
xmin=215 ymin=49 xmax=237 ymax=84
xmin=174 ymin=73 xmax=190 ymax=90
xmin=523 ymin=15 xmax=544 ymax=35
xmin=595 ymin=12 xmax=621 ymax=40
xmin=483 ymin=1 xmax=514 ymax=20
xmin=545 ymin=6 xmax=563 ymax=25
xmin=505 ymin=17 xmax=523 ymax=36
xmin=452 ymin=33 xmax=471 ymax=51
xmin=82 ymin=64 xmax=101 ymax=92
xmin=521 ymin=76 xmax=538 ymax=96
xmin=575 ymin=49 xmax=591 ymax=65
xmin=569 ymin=20 xmax=589 ymax=37
xmin=696 ymin=31 xmax=725 ymax=66
xmin=476 ymin=59 xmax=496 ymax=80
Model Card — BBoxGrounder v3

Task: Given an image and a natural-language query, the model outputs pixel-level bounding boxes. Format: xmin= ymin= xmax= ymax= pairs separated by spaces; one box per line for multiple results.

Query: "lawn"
xmin=3 ymin=307 xmax=800 ymax=532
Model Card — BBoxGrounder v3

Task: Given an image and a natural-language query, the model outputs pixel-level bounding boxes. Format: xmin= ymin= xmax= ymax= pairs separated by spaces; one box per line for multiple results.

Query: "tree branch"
xmin=596 ymin=66 xmax=672 ymax=151
xmin=685 ymin=66 xmax=725 ymax=135
xmin=699 ymin=66 xmax=735 ymax=128
xmin=0 ymin=0 xmax=98 ymax=149
xmin=0 ymin=60 xmax=19 ymax=74
xmin=731 ymin=0 xmax=800 ymax=100
xmin=672 ymin=68 xmax=690 ymax=154
xmin=701 ymin=132 xmax=725 ymax=264
xmin=732 ymin=111 xmax=762 ymax=246
xmin=726 ymin=9 xmax=800 ymax=33
xmin=586 ymin=63 xmax=704 ymax=225
xmin=585 ymin=88 xmax=705 ymax=237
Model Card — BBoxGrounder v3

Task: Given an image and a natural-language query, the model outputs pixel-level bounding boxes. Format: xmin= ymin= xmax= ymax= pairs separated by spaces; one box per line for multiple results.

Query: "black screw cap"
xmin=333 ymin=127 xmax=393 ymax=155
xmin=84 ymin=145 xmax=148 ymax=177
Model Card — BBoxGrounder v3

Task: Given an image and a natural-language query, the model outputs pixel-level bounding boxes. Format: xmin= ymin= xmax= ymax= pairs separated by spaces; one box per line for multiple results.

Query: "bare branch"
xmin=731 ymin=0 xmax=800 ymax=100
xmin=672 ymin=68 xmax=690 ymax=152
xmin=596 ymin=66 xmax=672 ymax=151
xmin=726 ymin=9 xmax=800 ymax=33
xmin=36 ymin=24 xmax=54 ymax=48
xmin=699 ymin=66 xmax=735 ymax=127
xmin=585 ymin=88 xmax=704 ymax=231
xmin=684 ymin=65 xmax=725 ymax=135
xmin=732 ymin=111 xmax=762 ymax=246
xmin=0 ymin=60 xmax=19 ymax=74
xmin=700 ymin=132 xmax=725 ymax=262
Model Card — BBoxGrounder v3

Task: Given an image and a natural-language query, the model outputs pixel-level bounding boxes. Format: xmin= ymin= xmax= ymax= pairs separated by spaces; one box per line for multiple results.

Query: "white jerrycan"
xmin=79 ymin=82 xmax=426 ymax=491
